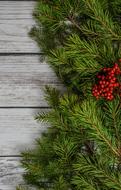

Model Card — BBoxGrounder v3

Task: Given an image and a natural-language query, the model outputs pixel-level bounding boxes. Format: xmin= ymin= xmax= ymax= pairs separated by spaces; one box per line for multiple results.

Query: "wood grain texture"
xmin=0 ymin=1 xmax=39 ymax=53
xmin=0 ymin=156 xmax=36 ymax=189
xmin=0 ymin=157 xmax=24 ymax=188
xmin=0 ymin=1 xmax=60 ymax=189
xmin=0 ymin=108 xmax=49 ymax=156
xmin=0 ymin=186 xmax=18 ymax=190
xmin=0 ymin=55 xmax=63 ymax=107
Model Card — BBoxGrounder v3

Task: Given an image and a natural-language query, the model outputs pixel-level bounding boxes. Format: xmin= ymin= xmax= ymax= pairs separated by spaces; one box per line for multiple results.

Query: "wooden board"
xmin=0 ymin=1 xmax=39 ymax=53
xmin=0 ymin=1 xmax=62 ymax=189
xmin=0 ymin=157 xmax=24 ymax=188
xmin=0 ymin=106 xmax=49 ymax=189
xmin=0 ymin=186 xmax=19 ymax=190
xmin=0 ymin=55 xmax=63 ymax=107
xmin=0 ymin=156 xmax=37 ymax=189
xmin=0 ymin=108 xmax=49 ymax=156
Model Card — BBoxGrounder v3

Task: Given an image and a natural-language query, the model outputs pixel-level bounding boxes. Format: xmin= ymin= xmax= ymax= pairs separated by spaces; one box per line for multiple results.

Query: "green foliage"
xmin=30 ymin=0 xmax=121 ymax=96
xmin=18 ymin=0 xmax=121 ymax=190
xmin=18 ymin=88 xmax=121 ymax=190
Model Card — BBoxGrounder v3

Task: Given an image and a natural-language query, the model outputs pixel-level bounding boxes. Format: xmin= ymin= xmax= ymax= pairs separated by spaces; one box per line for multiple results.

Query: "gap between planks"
xmin=0 ymin=0 xmax=38 ymax=2
xmin=0 ymin=107 xmax=50 ymax=109
xmin=0 ymin=155 xmax=21 ymax=158
xmin=0 ymin=53 xmax=42 ymax=56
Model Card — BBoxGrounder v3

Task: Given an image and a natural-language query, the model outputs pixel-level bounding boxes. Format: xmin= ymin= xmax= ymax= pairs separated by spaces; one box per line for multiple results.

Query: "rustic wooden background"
xmin=0 ymin=1 xmax=62 ymax=189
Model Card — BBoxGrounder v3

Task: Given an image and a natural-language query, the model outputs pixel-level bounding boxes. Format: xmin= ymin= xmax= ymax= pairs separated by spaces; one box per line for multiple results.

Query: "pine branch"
xmin=73 ymin=155 xmax=121 ymax=189
xmin=99 ymin=97 xmax=121 ymax=151
xmin=84 ymin=0 xmax=121 ymax=40
xmin=66 ymin=34 xmax=100 ymax=59
xmin=18 ymin=1 xmax=121 ymax=189
xmin=71 ymin=98 xmax=119 ymax=157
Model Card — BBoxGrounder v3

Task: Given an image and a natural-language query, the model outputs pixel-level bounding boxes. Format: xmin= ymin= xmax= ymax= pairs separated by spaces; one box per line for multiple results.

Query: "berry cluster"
xmin=92 ymin=62 xmax=121 ymax=101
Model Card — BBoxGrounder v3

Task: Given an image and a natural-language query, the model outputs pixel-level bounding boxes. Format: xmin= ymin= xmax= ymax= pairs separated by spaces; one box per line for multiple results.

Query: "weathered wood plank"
xmin=0 ymin=1 xmax=39 ymax=53
xmin=0 ymin=186 xmax=18 ymax=190
xmin=0 ymin=156 xmax=35 ymax=190
xmin=0 ymin=157 xmax=24 ymax=189
xmin=0 ymin=55 xmax=63 ymax=107
xmin=0 ymin=108 xmax=49 ymax=156
xmin=0 ymin=186 xmax=19 ymax=190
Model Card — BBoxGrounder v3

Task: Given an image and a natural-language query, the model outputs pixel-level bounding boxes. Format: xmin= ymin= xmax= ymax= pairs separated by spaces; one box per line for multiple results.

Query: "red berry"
xmin=92 ymin=62 xmax=121 ymax=101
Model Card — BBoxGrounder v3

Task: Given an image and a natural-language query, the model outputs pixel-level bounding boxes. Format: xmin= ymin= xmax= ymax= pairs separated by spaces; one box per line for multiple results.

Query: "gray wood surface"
xmin=0 ymin=55 xmax=62 ymax=107
xmin=0 ymin=108 xmax=49 ymax=156
xmin=0 ymin=108 xmax=49 ymax=187
xmin=0 ymin=1 xmax=59 ymax=189
xmin=0 ymin=157 xmax=24 ymax=188
xmin=0 ymin=1 xmax=39 ymax=53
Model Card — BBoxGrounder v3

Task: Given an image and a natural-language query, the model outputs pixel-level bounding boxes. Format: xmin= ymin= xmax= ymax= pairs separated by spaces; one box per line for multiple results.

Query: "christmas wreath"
xmin=17 ymin=0 xmax=121 ymax=189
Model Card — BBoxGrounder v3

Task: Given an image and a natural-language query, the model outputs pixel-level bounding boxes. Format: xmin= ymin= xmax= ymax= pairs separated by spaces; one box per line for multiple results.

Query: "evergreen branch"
xmin=81 ymin=20 xmax=100 ymax=38
xmin=100 ymin=98 xmax=121 ymax=151
xmin=65 ymin=34 xmax=101 ymax=60
xmin=71 ymin=99 xmax=119 ymax=157
xmin=86 ymin=117 xmax=119 ymax=157
xmin=16 ymin=187 xmax=27 ymax=190
xmin=111 ymin=103 xmax=120 ymax=148
xmin=67 ymin=15 xmax=82 ymax=32
xmin=73 ymin=57 xmax=101 ymax=76
xmin=44 ymin=86 xmax=61 ymax=108
xmin=90 ymin=122 xmax=119 ymax=157
xmin=84 ymin=0 xmax=121 ymax=40
xmin=53 ymin=176 xmax=70 ymax=190
xmin=73 ymin=155 xmax=121 ymax=189
xmin=18 ymin=0 xmax=121 ymax=189
xmin=72 ymin=175 xmax=96 ymax=190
